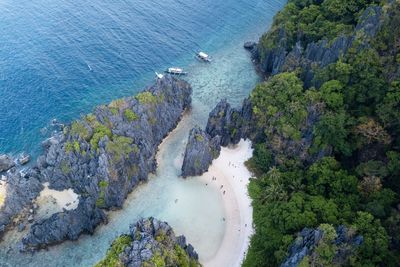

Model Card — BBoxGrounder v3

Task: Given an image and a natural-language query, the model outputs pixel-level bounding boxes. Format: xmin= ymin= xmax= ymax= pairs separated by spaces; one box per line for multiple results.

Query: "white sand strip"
xmin=0 ymin=179 xmax=7 ymax=209
xmin=200 ymin=139 xmax=254 ymax=267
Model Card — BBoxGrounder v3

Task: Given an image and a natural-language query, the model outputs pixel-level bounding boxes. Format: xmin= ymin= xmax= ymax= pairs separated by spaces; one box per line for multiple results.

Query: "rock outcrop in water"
xmin=0 ymin=76 xmax=192 ymax=251
xmin=244 ymin=41 xmax=257 ymax=51
xmin=281 ymin=225 xmax=363 ymax=267
xmin=95 ymin=217 xmax=200 ymax=267
xmin=0 ymin=155 xmax=15 ymax=173
xmin=181 ymin=127 xmax=221 ymax=178
xmin=252 ymin=6 xmax=383 ymax=87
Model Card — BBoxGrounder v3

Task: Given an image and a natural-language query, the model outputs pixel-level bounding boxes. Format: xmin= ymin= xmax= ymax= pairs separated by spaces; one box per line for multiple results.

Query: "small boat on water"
xmin=165 ymin=67 xmax=188 ymax=75
xmin=196 ymin=51 xmax=212 ymax=62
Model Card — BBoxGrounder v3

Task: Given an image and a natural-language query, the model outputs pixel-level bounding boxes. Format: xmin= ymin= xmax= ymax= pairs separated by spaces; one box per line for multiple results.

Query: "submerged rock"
xmin=0 ymin=155 xmax=15 ymax=173
xmin=181 ymin=127 xmax=221 ymax=177
xmin=95 ymin=217 xmax=200 ymax=267
xmin=0 ymin=76 xmax=192 ymax=251
xmin=244 ymin=41 xmax=257 ymax=50
xmin=41 ymin=135 xmax=62 ymax=150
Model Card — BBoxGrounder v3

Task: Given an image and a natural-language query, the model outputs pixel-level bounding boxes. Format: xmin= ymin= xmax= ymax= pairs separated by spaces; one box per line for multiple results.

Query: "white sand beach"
xmin=200 ymin=139 xmax=254 ymax=267
xmin=0 ymin=179 xmax=7 ymax=209
xmin=35 ymin=182 xmax=79 ymax=219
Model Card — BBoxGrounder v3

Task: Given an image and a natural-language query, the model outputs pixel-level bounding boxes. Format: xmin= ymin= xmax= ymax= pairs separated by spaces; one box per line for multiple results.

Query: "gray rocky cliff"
xmin=181 ymin=127 xmax=221 ymax=178
xmin=253 ymin=6 xmax=383 ymax=87
xmin=205 ymin=98 xmax=255 ymax=147
xmin=281 ymin=225 xmax=363 ymax=267
xmin=0 ymin=76 xmax=192 ymax=251
xmin=180 ymin=97 xmax=256 ymax=178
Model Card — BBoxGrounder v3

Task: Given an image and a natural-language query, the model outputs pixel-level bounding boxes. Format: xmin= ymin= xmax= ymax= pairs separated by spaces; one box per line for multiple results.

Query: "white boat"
xmin=155 ymin=72 xmax=164 ymax=79
xmin=165 ymin=67 xmax=188 ymax=75
xmin=196 ymin=51 xmax=212 ymax=62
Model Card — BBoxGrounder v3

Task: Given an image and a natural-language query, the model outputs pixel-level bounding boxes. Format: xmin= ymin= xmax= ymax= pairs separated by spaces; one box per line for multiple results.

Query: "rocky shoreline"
xmin=250 ymin=6 xmax=383 ymax=88
xmin=0 ymin=76 xmax=192 ymax=252
xmin=180 ymin=5 xmax=385 ymax=179
xmin=0 ymin=155 xmax=15 ymax=173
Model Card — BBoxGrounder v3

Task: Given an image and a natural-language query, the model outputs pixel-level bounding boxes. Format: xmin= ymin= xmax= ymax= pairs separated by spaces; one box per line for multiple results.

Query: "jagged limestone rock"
xmin=181 ymin=127 xmax=221 ymax=177
xmin=281 ymin=225 xmax=363 ymax=267
xmin=252 ymin=6 xmax=384 ymax=87
xmin=95 ymin=217 xmax=200 ymax=267
xmin=0 ymin=76 xmax=192 ymax=251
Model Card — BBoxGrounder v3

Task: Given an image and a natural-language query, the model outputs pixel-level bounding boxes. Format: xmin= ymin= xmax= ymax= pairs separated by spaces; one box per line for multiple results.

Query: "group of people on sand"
xmin=228 ymin=161 xmax=238 ymax=168
xmin=219 ymin=184 xmax=226 ymax=195
xmin=205 ymin=177 xmax=227 ymax=195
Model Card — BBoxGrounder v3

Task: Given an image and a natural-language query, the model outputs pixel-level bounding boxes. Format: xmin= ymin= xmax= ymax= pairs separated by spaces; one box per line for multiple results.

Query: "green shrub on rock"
xmin=136 ymin=91 xmax=158 ymax=105
xmin=70 ymin=121 xmax=90 ymax=140
xmin=124 ymin=109 xmax=139 ymax=122
xmin=94 ymin=235 xmax=132 ymax=267
xmin=106 ymin=136 xmax=136 ymax=164
xmin=90 ymin=124 xmax=112 ymax=151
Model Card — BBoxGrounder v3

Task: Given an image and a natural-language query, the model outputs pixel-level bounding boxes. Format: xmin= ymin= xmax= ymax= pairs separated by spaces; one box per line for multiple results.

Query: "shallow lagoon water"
xmin=0 ymin=0 xmax=285 ymax=266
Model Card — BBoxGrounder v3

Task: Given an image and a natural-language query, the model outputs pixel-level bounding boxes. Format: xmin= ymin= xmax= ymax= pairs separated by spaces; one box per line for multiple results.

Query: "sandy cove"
xmin=199 ymin=139 xmax=254 ymax=267
xmin=35 ymin=182 xmax=79 ymax=220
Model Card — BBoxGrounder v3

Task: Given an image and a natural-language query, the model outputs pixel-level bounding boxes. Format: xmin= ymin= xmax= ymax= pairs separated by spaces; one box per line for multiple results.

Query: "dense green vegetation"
xmin=244 ymin=0 xmax=400 ymax=266
xmin=142 ymin=232 xmax=200 ymax=267
xmin=106 ymin=136 xmax=138 ymax=164
xmin=258 ymin=0 xmax=381 ymax=57
xmin=143 ymin=244 xmax=199 ymax=267
xmin=95 ymin=235 xmax=133 ymax=267
xmin=69 ymin=121 xmax=90 ymax=140
xmin=124 ymin=109 xmax=139 ymax=122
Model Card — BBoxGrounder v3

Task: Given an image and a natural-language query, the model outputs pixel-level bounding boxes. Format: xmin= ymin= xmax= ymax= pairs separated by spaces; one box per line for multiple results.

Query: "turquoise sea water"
xmin=0 ymin=0 xmax=285 ymax=266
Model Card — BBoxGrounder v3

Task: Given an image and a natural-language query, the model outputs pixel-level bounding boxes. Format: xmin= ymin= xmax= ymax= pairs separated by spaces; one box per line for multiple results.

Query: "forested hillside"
xmin=243 ymin=0 xmax=400 ymax=266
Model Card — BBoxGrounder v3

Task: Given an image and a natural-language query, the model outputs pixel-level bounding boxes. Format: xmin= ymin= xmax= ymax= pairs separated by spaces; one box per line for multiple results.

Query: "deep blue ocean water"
xmin=1 ymin=0 xmax=283 ymax=158
xmin=0 ymin=0 xmax=286 ymax=266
